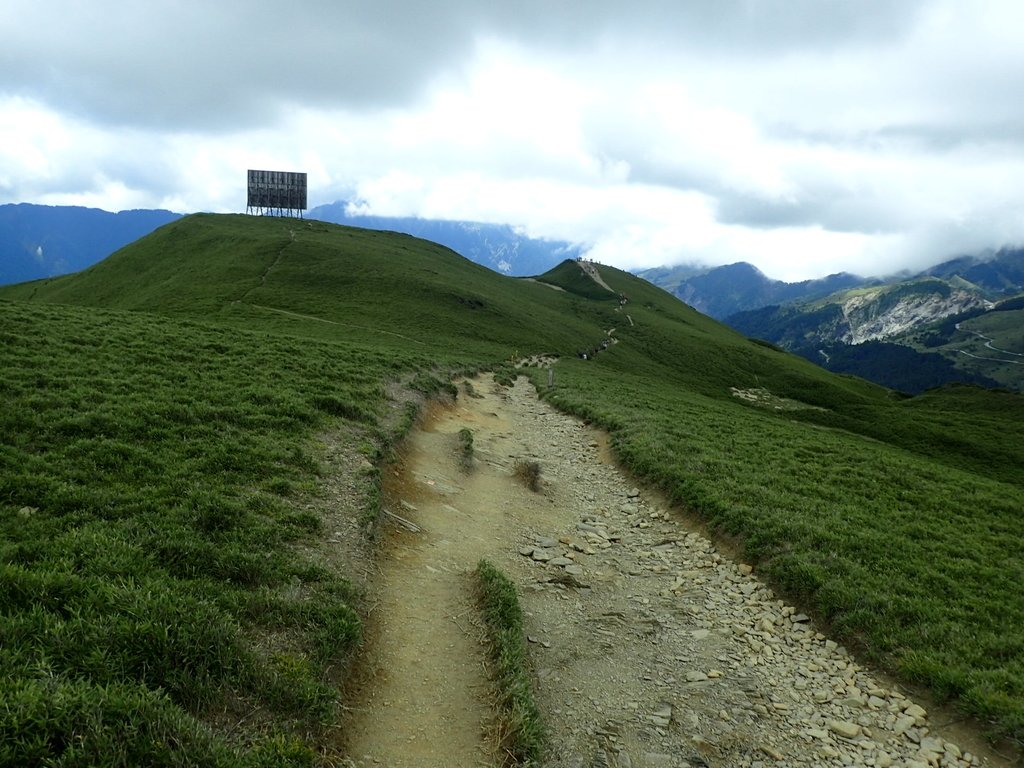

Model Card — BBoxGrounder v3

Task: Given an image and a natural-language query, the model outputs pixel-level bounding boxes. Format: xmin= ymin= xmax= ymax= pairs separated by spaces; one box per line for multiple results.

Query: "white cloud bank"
xmin=3 ymin=0 xmax=1024 ymax=280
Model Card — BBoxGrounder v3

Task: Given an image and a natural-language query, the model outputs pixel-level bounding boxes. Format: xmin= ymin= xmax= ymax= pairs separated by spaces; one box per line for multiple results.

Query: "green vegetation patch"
xmin=0 ymin=300 xmax=408 ymax=763
xmin=4 ymin=214 xmax=604 ymax=363
xmin=475 ymin=559 xmax=545 ymax=767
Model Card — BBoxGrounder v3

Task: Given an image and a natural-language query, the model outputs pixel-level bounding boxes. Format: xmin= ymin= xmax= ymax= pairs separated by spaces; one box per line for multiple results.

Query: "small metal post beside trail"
xmin=547 ymin=368 xmax=554 ymax=387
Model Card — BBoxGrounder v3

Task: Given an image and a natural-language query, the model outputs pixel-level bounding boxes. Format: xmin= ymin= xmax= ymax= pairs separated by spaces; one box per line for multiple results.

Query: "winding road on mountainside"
xmin=342 ymin=374 xmax=1005 ymax=768
xmin=954 ymin=323 xmax=1024 ymax=365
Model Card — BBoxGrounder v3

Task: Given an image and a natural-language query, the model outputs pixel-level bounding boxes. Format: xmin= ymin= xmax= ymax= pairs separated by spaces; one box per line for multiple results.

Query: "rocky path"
xmin=345 ymin=375 xmax=1004 ymax=768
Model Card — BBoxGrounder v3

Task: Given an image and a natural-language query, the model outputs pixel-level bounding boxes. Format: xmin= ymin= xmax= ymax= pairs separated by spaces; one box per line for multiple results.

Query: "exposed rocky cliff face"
xmin=839 ymin=286 xmax=992 ymax=344
xmin=727 ymin=279 xmax=994 ymax=351
xmin=725 ymin=278 xmax=1009 ymax=393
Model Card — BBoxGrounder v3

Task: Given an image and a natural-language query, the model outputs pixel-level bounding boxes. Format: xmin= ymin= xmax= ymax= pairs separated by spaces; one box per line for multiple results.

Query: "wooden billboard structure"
xmin=246 ymin=170 xmax=307 ymax=218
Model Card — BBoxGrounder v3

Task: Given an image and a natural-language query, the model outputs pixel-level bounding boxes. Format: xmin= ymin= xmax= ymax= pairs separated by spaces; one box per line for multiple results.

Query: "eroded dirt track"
xmin=344 ymin=379 xmax=573 ymax=767
xmin=343 ymin=375 xmax=1003 ymax=768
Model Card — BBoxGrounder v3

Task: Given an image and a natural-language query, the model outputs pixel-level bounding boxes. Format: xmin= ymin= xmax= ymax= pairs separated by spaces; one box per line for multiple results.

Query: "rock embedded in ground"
xmin=828 ymin=719 xmax=862 ymax=739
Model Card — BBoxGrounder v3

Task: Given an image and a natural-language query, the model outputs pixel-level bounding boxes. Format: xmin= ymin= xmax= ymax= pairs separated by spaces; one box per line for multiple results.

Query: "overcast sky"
xmin=4 ymin=1 xmax=1024 ymax=280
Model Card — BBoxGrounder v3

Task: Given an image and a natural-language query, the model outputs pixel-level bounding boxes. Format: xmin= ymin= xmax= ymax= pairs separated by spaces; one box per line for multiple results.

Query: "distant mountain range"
xmin=720 ymin=257 xmax=1024 ymax=393
xmin=922 ymin=248 xmax=1024 ymax=293
xmin=640 ymin=249 xmax=1024 ymax=322
xmin=0 ymin=204 xmax=181 ymax=285
xmin=307 ymin=201 xmax=581 ymax=276
xmin=637 ymin=262 xmax=869 ymax=320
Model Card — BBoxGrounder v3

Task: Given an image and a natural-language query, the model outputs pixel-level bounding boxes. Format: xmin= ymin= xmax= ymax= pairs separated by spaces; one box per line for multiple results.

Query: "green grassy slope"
xmin=4 ymin=214 xmax=596 ymax=358
xmin=0 ymin=301 xmax=396 ymax=766
xmin=2 ymin=214 xmax=1023 ymax=758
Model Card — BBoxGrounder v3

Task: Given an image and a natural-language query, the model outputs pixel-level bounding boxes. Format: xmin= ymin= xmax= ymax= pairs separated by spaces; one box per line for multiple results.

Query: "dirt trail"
xmin=344 ymin=375 xmax=1005 ymax=768
xmin=578 ymin=260 xmax=615 ymax=293
xmin=343 ymin=379 xmax=573 ymax=766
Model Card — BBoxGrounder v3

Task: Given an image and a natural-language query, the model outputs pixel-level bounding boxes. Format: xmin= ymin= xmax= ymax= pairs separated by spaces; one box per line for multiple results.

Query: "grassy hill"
xmin=2 ymin=214 xmax=589 ymax=357
xmin=2 ymin=213 xmax=1022 ymax=763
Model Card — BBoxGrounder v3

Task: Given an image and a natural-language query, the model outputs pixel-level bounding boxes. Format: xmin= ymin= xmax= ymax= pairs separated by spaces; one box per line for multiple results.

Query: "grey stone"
xmin=649 ymin=702 xmax=673 ymax=727
xmin=903 ymin=702 xmax=927 ymax=721
xmin=893 ymin=715 xmax=916 ymax=734
xmin=827 ymin=720 xmax=861 ymax=739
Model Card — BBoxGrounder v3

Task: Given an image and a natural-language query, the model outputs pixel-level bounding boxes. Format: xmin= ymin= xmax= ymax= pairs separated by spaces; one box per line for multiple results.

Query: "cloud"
xmin=4 ymin=1 xmax=1024 ymax=280
xmin=1 ymin=2 xmax=481 ymax=130
xmin=0 ymin=0 xmax=932 ymax=133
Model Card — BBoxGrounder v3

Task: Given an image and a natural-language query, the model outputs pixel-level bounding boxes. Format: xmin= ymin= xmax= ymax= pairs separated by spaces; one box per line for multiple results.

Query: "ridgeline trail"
xmin=342 ymin=374 xmax=1006 ymax=768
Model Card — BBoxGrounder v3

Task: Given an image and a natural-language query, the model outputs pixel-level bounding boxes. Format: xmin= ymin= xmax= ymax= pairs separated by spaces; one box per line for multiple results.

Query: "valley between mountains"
xmin=343 ymin=374 xmax=1005 ymax=768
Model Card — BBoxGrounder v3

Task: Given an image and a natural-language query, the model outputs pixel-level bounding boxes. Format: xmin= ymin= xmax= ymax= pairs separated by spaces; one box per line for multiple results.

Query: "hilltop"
xmin=0 ymin=202 xmax=576 ymax=287
xmin=4 ymin=214 xmax=885 ymax=405
xmin=1 ymin=214 xmax=1022 ymax=765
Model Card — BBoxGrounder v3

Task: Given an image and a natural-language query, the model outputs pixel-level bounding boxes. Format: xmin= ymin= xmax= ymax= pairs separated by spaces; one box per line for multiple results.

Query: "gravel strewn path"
xmin=345 ymin=374 xmax=1004 ymax=768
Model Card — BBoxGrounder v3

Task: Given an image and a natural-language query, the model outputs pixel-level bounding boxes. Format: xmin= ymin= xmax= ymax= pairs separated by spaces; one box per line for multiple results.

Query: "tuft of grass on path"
xmin=475 ymin=560 xmax=545 ymax=767
xmin=458 ymin=427 xmax=475 ymax=471
xmin=512 ymin=459 xmax=543 ymax=493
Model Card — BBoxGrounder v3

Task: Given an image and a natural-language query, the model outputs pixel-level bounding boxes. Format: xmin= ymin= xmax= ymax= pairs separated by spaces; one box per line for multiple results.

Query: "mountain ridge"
xmin=640 ymin=248 xmax=1024 ymax=321
xmin=0 ymin=201 xmax=580 ymax=286
xmin=638 ymin=261 xmax=870 ymax=319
